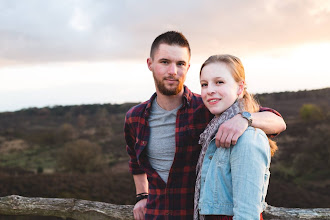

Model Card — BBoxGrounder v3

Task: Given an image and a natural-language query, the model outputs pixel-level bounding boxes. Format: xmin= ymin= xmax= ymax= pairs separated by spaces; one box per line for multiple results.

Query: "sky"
xmin=1 ymin=0 xmax=330 ymax=112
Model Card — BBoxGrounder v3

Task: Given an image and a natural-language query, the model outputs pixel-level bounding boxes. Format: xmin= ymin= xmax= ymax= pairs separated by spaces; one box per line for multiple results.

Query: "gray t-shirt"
xmin=146 ymin=98 xmax=182 ymax=183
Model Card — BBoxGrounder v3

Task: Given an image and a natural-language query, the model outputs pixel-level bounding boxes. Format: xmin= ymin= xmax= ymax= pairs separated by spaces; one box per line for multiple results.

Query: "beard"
xmin=153 ymin=75 xmax=184 ymax=96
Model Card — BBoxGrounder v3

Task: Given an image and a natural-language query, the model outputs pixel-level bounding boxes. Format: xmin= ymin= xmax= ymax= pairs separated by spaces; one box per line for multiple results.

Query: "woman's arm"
xmin=230 ymin=129 xmax=271 ymax=219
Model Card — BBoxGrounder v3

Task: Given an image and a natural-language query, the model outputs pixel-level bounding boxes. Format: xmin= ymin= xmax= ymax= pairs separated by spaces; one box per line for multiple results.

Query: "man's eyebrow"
xmin=158 ymin=58 xmax=169 ymax=61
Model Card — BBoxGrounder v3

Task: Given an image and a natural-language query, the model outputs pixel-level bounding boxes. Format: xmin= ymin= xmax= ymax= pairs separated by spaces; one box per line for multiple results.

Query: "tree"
xmin=57 ymin=123 xmax=77 ymax=143
xmin=299 ymin=104 xmax=324 ymax=122
xmin=57 ymin=139 xmax=104 ymax=173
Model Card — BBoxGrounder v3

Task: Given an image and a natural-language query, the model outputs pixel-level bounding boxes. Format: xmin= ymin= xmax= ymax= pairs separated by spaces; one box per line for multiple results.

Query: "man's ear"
xmin=147 ymin=58 xmax=153 ymax=71
xmin=237 ymin=81 xmax=245 ymax=96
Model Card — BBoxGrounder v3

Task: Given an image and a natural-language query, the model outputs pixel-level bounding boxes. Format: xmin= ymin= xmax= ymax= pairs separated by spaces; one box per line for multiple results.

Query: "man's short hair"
xmin=150 ymin=31 xmax=191 ymax=59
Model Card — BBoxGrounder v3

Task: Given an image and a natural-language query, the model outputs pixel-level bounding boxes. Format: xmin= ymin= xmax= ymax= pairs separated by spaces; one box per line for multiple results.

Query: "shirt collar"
xmin=182 ymin=85 xmax=192 ymax=107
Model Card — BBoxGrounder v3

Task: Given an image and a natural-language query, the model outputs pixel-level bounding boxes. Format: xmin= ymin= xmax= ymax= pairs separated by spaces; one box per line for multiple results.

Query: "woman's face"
xmin=200 ymin=62 xmax=242 ymax=117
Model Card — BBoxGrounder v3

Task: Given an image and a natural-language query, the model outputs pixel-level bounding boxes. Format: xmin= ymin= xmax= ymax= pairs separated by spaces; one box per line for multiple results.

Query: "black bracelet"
xmin=136 ymin=192 xmax=148 ymax=197
xmin=136 ymin=193 xmax=148 ymax=203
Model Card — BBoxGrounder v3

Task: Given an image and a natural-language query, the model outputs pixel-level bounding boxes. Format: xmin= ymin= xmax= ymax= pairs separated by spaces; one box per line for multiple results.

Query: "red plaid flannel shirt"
xmin=125 ymin=86 xmax=281 ymax=220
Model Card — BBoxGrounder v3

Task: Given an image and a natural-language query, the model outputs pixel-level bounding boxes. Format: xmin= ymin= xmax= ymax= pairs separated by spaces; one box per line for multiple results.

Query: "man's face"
xmin=147 ymin=44 xmax=190 ymax=96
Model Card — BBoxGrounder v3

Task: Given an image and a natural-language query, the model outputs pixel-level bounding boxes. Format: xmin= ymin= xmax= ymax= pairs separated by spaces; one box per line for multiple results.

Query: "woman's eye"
xmin=216 ymin=81 xmax=224 ymax=84
xmin=201 ymin=83 xmax=207 ymax=87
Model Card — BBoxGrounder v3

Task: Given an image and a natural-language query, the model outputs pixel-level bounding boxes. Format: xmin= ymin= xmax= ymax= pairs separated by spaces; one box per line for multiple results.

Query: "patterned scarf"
xmin=194 ymin=100 xmax=244 ymax=220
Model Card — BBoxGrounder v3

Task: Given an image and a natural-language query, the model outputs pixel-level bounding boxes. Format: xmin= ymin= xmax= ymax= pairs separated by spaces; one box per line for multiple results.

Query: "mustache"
xmin=164 ymin=76 xmax=179 ymax=81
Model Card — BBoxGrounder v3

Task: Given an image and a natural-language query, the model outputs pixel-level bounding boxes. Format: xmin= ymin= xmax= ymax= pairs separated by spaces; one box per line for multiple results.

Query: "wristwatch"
xmin=240 ymin=111 xmax=253 ymax=126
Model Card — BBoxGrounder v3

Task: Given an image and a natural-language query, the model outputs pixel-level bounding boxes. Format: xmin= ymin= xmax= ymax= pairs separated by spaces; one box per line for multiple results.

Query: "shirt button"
xmin=209 ymin=155 xmax=213 ymax=160
xmin=142 ymin=141 xmax=146 ymax=145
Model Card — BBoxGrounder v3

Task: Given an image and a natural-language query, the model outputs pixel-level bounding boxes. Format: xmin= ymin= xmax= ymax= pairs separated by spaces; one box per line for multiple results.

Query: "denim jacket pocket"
xmin=215 ymin=147 xmax=230 ymax=165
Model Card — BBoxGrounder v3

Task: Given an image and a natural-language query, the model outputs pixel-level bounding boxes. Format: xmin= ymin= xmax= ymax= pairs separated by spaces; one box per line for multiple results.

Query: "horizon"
xmin=1 ymin=86 xmax=328 ymax=113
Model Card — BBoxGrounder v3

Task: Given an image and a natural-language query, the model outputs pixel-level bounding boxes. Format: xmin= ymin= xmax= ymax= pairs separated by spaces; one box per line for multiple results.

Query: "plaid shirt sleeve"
xmin=125 ymin=107 xmax=146 ymax=175
xmin=259 ymin=106 xmax=283 ymax=137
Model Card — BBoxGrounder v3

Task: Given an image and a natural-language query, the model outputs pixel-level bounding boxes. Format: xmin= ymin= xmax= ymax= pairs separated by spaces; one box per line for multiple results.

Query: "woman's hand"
xmin=133 ymin=198 xmax=147 ymax=220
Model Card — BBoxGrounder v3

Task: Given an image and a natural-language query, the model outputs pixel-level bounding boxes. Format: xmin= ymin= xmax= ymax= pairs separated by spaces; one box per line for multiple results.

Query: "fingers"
xmin=215 ymin=129 xmax=231 ymax=148
xmin=224 ymin=133 xmax=234 ymax=148
xmin=231 ymin=133 xmax=239 ymax=146
xmin=133 ymin=199 xmax=147 ymax=220
xmin=215 ymin=133 xmax=221 ymax=148
xmin=133 ymin=208 xmax=144 ymax=220
xmin=215 ymin=129 xmax=224 ymax=148
xmin=215 ymin=115 xmax=248 ymax=148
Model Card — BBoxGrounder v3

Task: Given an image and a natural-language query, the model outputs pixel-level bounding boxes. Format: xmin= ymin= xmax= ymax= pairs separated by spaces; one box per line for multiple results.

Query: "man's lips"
xmin=164 ymin=77 xmax=179 ymax=83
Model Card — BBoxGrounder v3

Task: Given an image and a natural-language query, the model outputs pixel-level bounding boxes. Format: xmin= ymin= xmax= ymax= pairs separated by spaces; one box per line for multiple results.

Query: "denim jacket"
xmin=198 ymin=127 xmax=271 ymax=219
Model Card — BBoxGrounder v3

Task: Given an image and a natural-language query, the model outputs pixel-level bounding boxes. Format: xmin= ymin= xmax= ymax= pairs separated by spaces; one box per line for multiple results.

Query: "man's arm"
xmin=124 ymin=110 xmax=149 ymax=220
xmin=133 ymin=174 xmax=149 ymax=220
xmin=250 ymin=111 xmax=286 ymax=135
xmin=215 ymin=111 xmax=286 ymax=148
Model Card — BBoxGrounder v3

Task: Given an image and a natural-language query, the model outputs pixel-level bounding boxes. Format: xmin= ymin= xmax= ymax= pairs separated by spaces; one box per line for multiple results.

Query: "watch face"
xmin=242 ymin=111 xmax=251 ymax=119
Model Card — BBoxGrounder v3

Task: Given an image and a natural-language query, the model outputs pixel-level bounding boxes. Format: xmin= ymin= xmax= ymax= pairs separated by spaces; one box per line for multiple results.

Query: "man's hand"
xmin=133 ymin=198 xmax=147 ymax=220
xmin=215 ymin=114 xmax=248 ymax=148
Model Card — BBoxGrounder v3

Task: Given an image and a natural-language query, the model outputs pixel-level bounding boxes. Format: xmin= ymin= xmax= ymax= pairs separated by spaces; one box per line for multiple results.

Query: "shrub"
xmin=56 ymin=123 xmax=77 ymax=143
xmin=57 ymin=139 xmax=105 ymax=173
xmin=299 ymin=104 xmax=324 ymax=122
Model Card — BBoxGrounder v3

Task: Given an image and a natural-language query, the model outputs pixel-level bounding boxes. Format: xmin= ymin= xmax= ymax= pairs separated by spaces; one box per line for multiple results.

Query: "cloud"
xmin=1 ymin=0 xmax=330 ymax=66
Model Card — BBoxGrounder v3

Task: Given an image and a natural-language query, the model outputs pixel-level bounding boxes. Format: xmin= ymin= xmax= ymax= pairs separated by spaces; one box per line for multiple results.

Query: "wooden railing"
xmin=0 ymin=195 xmax=329 ymax=219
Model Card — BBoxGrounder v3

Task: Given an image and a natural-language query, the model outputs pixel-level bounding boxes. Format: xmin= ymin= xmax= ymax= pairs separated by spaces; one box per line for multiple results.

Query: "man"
xmin=125 ymin=31 xmax=286 ymax=220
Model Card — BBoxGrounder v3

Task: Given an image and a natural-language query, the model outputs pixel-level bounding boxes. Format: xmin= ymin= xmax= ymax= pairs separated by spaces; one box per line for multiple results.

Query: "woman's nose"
xmin=207 ymin=85 xmax=215 ymax=95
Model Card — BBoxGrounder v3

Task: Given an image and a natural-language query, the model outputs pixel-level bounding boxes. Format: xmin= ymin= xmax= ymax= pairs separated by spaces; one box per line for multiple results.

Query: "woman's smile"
xmin=207 ymin=98 xmax=221 ymax=105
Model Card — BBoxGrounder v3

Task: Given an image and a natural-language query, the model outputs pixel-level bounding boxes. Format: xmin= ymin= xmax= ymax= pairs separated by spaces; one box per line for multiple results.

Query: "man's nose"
xmin=168 ymin=63 xmax=177 ymax=75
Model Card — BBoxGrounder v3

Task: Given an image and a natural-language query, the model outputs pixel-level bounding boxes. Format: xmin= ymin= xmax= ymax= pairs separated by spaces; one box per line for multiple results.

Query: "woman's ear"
xmin=237 ymin=81 xmax=245 ymax=96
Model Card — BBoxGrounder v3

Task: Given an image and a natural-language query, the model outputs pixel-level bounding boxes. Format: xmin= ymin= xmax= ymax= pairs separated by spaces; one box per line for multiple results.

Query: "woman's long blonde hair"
xmin=200 ymin=54 xmax=278 ymax=156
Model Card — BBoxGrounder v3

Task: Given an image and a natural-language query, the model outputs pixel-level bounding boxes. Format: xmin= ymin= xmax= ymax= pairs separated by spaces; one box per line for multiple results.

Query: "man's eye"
xmin=161 ymin=60 xmax=168 ymax=64
xmin=178 ymin=62 xmax=185 ymax=66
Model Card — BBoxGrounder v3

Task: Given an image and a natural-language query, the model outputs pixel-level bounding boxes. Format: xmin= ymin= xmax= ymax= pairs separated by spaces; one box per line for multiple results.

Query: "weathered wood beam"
xmin=0 ymin=195 xmax=134 ymax=220
xmin=0 ymin=195 xmax=329 ymax=219
xmin=263 ymin=204 xmax=330 ymax=219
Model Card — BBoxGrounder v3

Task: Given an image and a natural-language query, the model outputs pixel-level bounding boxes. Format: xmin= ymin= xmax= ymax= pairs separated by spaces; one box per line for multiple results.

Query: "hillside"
xmin=0 ymin=87 xmax=329 ymax=210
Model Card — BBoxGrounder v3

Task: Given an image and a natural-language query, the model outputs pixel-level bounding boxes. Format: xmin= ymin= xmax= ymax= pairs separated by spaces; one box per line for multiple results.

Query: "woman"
xmin=194 ymin=55 xmax=277 ymax=220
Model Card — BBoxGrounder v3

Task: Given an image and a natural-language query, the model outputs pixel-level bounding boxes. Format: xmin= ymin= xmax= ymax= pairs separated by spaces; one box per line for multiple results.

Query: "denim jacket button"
xmin=209 ymin=155 xmax=213 ymax=160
